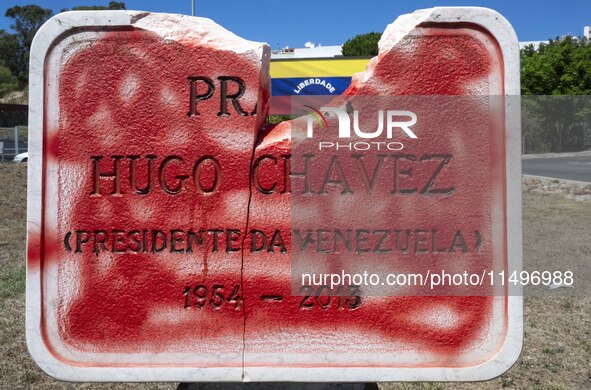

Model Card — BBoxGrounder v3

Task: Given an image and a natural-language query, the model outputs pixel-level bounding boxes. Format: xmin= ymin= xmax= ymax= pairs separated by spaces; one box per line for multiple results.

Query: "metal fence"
xmin=0 ymin=126 xmax=28 ymax=162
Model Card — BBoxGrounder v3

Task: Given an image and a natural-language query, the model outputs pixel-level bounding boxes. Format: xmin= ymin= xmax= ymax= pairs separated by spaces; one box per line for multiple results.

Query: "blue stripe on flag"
xmin=271 ymin=77 xmax=352 ymax=96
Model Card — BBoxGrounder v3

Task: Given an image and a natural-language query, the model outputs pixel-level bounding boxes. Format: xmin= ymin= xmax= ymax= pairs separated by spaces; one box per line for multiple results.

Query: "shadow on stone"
xmin=177 ymin=383 xmax=378 ymax=390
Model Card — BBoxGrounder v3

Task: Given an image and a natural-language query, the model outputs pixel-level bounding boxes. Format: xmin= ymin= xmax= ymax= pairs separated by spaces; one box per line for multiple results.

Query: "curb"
xmin=522 ymin=150 xmax=591 ymax=160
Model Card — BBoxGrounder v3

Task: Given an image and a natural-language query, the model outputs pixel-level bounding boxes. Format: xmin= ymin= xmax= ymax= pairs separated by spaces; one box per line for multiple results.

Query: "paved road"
xmin=522 ymin=154 xmax=591 ymax=183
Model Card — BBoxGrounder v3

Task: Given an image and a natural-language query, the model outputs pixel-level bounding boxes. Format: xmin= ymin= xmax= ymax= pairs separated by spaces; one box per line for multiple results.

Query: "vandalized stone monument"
xmin=26 ymin=7 xmax=522 ymax=382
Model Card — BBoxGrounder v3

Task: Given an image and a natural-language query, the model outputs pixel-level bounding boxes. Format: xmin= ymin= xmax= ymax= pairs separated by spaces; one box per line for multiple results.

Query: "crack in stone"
xmin=239 ymin=123 xmax=263 ymax=381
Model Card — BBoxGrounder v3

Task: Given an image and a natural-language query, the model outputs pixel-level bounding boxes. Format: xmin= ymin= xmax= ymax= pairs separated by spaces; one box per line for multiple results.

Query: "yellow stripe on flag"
xmin=270 ymin=58 xmax=370 ymax=78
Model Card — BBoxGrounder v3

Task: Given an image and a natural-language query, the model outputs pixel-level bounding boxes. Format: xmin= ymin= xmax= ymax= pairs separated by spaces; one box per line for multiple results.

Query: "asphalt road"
xmin=522 ymin=154 xmax=591 ymax=183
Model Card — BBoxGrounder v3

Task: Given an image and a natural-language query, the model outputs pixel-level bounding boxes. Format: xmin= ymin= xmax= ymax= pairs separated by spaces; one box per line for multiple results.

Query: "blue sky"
xmin=0 ymin=0 xmax=590 ymax=48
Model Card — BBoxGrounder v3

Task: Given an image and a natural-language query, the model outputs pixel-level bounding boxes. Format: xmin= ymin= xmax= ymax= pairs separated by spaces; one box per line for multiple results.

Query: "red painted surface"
xmin=43 ymin=29 xmax=265 ymax=357
xmin=35 ymin=23 xmax=508 ymax=368
xmin=244 ymin=25 xmax=507 ymax=364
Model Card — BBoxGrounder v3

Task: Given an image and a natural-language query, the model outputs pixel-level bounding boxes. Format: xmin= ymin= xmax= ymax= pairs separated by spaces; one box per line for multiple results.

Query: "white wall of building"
xmin=271 ymin=44 xmax=342 ymax=59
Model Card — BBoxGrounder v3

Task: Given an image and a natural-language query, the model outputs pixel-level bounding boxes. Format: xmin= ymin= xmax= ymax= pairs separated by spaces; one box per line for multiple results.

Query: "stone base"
xmin=177 ymin=383 xmax=375 ymax=390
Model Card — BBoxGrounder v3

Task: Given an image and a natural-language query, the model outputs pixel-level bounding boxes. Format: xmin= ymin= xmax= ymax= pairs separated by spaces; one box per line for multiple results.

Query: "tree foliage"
xmin=521 ymin=36 xmax=591 ymax=153
xmin=65 ymin=2 xmax=126 ymax=11
xmin=0 ymin=3 xmax=126 ymax=86
xmin=342 ymin=32 xmax=381 ymax=57
xmin=0 ymin=29 xmax=23 ymax=83
xmin=5 ymin=5 xmax=53 ymax=52
xmin=3 ymin=5 xmax=53 ymax=84
xmin=0 ymin=64 xmax=19 ymax=97
xmin=521 ymin=36 xmax=591 ymax=95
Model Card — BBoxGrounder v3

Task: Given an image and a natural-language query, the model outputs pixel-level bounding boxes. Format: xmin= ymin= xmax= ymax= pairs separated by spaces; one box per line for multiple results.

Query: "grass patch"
xmin=19 ymin=371 xmax=41 ymax=384
xmin=501 ymin=376 xmax=515 ymax=387
xmin=542 ymin=345 xmax=565 ymax=355
xmin=531 ymin=384 xmax=570 ymax=390
xmin=561 ymin=298 xmax=574 ymax=310
xmin=0 ymin=266 xmax=25 ymax=307
xmin=543 ymin=362 xmax=564 ymax=373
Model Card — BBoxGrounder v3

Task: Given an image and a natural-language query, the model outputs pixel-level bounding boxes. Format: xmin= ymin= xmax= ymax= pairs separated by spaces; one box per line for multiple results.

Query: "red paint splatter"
xmin=34 ymin=23 xmax=509 ymax=368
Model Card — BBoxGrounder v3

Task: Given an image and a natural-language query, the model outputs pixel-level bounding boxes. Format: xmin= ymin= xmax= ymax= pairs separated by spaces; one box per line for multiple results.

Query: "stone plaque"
xmin=27 ymin=7 xmax=522 ymax=382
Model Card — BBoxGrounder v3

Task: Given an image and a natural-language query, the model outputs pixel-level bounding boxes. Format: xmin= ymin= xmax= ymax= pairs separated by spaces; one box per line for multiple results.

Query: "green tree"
xmin=521 ymin=36 xmax=591 ymax=152
xmin=0 ymin=2 xmax=126 ymax=86
xmin=0 ymin=64 xmax=19 ymax=98
xmin=341 ymin=32 xmax=381 ymax=57
xmin=521 ymin=36 xmax=591 ymax=95
xmin=0 ymin=30 xmax=22 ymax=83
xmin=64 ymin=2 xmax=126 ymax=11
xmin=4 ymin=5 xmax=53 ymax=84
xmin=5 ymin=5 xmax=53 ymax=52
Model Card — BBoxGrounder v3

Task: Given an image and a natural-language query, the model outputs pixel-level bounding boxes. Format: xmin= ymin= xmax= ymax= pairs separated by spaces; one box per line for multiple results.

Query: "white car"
xmin=13 ymin=152 xmax=28 ymax=162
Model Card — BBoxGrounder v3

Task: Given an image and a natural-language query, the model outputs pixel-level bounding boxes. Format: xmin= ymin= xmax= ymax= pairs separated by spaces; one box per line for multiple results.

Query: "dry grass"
xmin=0 ymin=163 xmax=589 ymax=389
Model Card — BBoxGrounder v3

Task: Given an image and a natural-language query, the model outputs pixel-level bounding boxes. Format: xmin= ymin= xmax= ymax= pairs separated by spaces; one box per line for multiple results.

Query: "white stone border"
xmin=26 ymin=7 xmax=522 ymax=382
